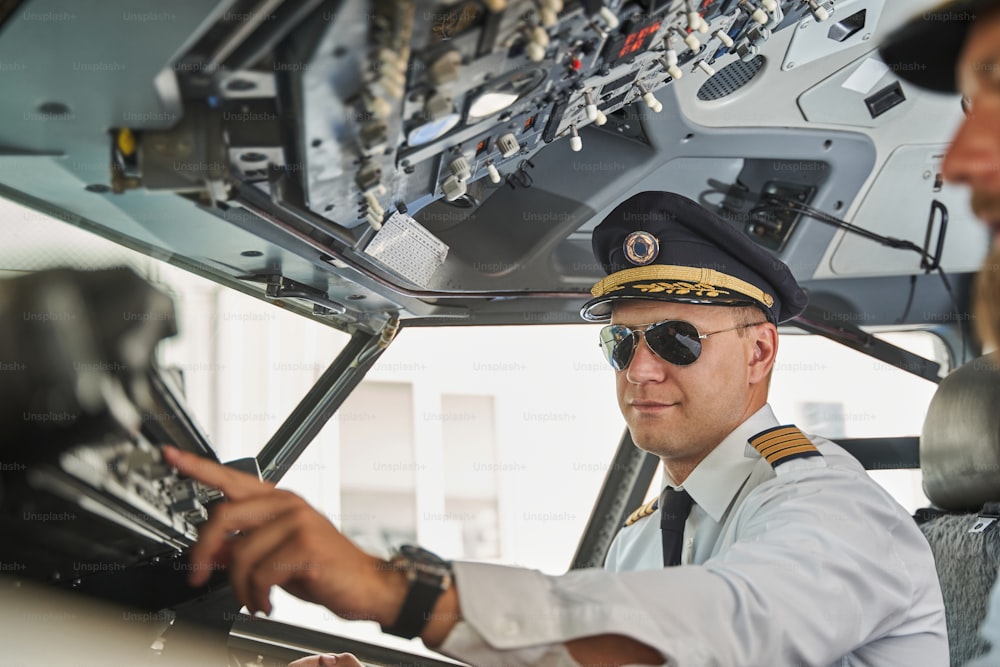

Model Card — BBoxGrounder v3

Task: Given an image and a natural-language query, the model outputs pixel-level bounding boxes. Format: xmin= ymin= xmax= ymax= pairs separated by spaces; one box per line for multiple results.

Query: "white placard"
xmin=842 ymin=58 xmax=890 ymax=94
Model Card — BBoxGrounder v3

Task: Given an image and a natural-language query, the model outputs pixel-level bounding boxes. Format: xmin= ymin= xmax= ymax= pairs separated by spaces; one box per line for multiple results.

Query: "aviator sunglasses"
xmin=598 ymin=319 xmax=767 ymax=370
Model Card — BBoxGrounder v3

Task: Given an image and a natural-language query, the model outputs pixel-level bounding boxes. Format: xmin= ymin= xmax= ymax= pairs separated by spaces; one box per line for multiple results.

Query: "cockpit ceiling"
xmin=0 ymin=0 xmax=981 ymax=331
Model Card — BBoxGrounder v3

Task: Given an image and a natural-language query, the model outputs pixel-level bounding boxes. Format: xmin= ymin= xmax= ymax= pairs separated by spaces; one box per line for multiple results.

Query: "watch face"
xmin=398 ymin=544 xmax=449 ymax=567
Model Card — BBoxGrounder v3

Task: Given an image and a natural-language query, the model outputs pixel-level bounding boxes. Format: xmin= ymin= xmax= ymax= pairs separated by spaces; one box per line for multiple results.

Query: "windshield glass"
xmin=1 ymin=198 xmax=951 ymax=659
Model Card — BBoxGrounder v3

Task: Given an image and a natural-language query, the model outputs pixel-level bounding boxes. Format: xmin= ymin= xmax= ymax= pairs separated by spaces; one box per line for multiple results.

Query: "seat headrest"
xmin=922 ymin=354 xmax=1000 ymax=511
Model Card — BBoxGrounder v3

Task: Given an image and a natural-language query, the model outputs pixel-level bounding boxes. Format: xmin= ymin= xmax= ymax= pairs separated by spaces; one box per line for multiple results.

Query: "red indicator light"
xmin=617 ymin=20 xmax=662 ymax=60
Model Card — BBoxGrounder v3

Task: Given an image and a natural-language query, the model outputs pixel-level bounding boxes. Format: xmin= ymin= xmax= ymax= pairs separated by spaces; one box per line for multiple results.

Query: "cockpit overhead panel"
xmin=119 ymin=0 xmax=828 ymax=236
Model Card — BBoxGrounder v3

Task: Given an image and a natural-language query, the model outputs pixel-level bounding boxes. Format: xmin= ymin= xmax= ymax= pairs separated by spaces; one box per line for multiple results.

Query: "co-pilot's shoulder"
xmin=623 ymin=497 xmax=658 ymax=527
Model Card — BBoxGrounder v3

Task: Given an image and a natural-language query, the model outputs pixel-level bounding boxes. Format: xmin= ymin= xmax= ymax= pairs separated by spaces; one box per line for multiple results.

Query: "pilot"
xmin=165 ymin=190 xmax=947 ymax=666
xmin=881 ymin=2 xmax=1000 ymax=665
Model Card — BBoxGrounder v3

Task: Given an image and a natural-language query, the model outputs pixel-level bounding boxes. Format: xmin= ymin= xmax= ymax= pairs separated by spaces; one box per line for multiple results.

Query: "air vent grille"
xmin=697 ymin=56 xmax=765 ymax=101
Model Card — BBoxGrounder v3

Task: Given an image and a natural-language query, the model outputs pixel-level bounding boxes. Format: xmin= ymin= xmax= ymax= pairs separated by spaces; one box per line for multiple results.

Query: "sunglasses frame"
xmin=599 ymin=318 xmax=768 ymax=370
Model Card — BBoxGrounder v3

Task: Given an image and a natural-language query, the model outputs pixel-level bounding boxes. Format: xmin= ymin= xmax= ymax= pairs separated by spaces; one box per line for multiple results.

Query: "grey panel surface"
xmin=830 ymin=144 xmax=990 ymax=276
xmin=781 ymin=0 xmax=886 ymax=73
xmin=799 ymin=50 xmax=909 ymax=128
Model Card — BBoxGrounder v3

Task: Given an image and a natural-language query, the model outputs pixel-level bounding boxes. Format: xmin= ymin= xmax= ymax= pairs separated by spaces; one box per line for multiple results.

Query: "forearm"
xmin=566 ymin=635 xmax=663 ymax=666
xmin=420 ymin=587 xmax=462 ymax=647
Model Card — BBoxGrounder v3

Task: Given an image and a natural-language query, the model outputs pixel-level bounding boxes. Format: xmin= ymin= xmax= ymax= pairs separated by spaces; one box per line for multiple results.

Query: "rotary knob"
xmin=497 ymin=133 xmax=521 ymax=158
xmin=442 ymin=175 xmax=468 ymax=201
xmin=449 ymin=156 xmax=471 ymax=181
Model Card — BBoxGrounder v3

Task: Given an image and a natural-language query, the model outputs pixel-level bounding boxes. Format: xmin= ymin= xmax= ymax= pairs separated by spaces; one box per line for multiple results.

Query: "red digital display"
xmin=616 ymin=20 xmax=662 ymax=61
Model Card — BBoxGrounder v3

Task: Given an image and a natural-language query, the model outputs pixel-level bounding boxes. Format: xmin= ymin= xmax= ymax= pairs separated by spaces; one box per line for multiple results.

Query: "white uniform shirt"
xmin=439 ymin=404 xmax=948 ymax=667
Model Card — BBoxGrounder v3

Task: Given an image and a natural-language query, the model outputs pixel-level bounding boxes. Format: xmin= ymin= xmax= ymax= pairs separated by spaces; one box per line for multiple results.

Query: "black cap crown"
xmin=580 ymin=192 xmax=808 ymax=323
xmin=879 ymin=0 xmax=1000 ymax=93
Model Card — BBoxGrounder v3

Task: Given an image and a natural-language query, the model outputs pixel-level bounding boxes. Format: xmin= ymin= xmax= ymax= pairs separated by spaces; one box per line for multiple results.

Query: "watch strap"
xmin=384 ymin=573 xmax=446 ymax=639
xmin=382 ymin=548 xmax=452 ymax=639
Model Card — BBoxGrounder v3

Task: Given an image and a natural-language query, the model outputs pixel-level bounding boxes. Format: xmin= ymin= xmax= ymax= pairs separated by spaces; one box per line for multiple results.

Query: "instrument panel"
xmin=114 ymin=0 xmax=831 ymax=287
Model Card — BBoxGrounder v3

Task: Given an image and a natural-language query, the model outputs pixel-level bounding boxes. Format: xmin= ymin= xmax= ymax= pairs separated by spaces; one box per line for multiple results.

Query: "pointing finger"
xmin=162 ymin=445 xmax=272 ymax=502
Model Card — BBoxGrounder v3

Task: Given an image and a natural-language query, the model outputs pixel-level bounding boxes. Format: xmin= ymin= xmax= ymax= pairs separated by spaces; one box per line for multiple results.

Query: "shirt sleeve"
xmin=437 ymin=467 xmax=946 ymax=667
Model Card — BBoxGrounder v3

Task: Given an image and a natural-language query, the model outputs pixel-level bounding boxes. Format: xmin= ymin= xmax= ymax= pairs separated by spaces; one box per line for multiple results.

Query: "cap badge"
xmin=623 ymin=231 xmax=659 ymax=266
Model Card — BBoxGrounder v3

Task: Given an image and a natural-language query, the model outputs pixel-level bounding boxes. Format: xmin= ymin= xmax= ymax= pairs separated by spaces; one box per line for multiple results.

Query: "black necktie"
xmin=660 ymin=486 xmax=694 ymax=566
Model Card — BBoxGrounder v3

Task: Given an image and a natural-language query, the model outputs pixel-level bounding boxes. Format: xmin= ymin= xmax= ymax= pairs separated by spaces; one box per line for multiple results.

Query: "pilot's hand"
xmin=288 ymin=652 xmax=364 ymax=667
xmin=161 ymin=446 xmax=406 ymax=623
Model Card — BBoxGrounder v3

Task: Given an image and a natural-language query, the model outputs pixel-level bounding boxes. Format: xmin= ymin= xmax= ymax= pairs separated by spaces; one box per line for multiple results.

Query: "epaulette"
xmin=624 ymin=497 xmax=658 ymax=527
xmin=749 ymin=424 xmax=822 ymax=468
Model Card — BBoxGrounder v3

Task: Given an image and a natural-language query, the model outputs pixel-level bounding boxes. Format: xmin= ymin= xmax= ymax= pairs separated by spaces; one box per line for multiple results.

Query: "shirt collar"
xmin=663 ymin=403 xmax=776 ymax=522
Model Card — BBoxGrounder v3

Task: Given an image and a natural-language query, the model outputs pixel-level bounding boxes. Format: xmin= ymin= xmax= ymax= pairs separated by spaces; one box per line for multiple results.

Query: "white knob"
xmin=684 ymin=32 xmax=700 ymax=51
xmin=364 ymin=191 xmax=385 ymax=217
xmin=751 ymin=7 xmax=768 ymax=24
xmin=585 ymin=92 xmax=598 ymax=121
xmin=761 ymin=0 xmax=777 ymax=10
xmin=429 ymin=50 xmax=461 ymax=85
xmin=367 ymin=94 xmax=391 ymax=119
xmin=540 ymin=7 xmax=558 ymax=27
xmin=442 ymin=175 xmax=467 ymax=201
xmin=497 ymin=133 xmax=520 ymax=158
xmin=687 ymin=11 xmax=702 ymax=31
xmin=487 ymin=162 xmax=501 ymax=184
xmin=531 ymin=26 xmax=550 ymax=47
xmin=642 ymin=91 xmax=658 ymax=108
xmin=808 ymin=1 xmax=829 ymax=21
xmin=569 ymin=125 xmax=582 ymax=152
xmin=599 ymin=6 xmax=619 ymax=30
xmin=366 ymin=211 xmax=382 ymax=231
xmin=594 ymin=109 xmax=607 ymax=126
xmin=423 ymin=91 xmax=453 ymax=120
xmin=483 ymin=0 xmax=507 ymax=11
xmin=668 ymin=64 xmax=683 ymax=80
xmin=378 ymin=78 xmax=405 ymax=101
xmin=697 ymin=16 xmax=709 ymax=33
xmin=650 ymin=99 xmax=663 ymax=113
xmin=697 ymin=60 xmax=716 ymax=76
xmin=663 ymin=48 xmax=678 ymax=67
xmin=716 ymin=30 xmax=734 ymax=48
xmin=449 ymin=156 xmax=471 ymax=180
xmin=526 ymin=41 xmax=546 ymax=62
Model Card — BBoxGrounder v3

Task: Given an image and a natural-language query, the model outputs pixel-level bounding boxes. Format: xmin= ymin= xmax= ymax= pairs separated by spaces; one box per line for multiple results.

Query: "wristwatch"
xmin=381 ymin=544 xmax=453 ymax=639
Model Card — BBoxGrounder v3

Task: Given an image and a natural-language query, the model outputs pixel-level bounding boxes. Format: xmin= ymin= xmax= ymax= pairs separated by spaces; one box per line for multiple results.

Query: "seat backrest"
xmin=920 ymin=354 xmax=1000 ymax=666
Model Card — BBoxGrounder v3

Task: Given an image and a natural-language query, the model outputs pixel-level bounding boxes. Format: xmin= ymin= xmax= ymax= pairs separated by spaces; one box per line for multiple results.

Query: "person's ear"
xmin=747 ymin=324 xmax=778 ymax=383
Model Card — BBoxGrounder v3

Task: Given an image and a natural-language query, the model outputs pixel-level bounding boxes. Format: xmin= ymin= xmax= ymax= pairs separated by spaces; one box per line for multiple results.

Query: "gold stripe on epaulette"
xmin=624 ymin=497 xmax=659 ymax=527
xmin=749 ymin=425 xmax=820 ymax=467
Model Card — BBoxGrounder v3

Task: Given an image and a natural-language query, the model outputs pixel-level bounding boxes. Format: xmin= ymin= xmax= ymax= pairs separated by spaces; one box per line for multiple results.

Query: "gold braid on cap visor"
xmin=590 ymin=265 xmax=775 ymax=308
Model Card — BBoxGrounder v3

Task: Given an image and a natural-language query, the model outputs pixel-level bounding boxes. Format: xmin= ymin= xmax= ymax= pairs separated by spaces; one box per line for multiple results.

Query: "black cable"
xmin=752 ymin=195 xmax=969 ymax=365
xmin=897 ymin=274 xmax=917 ymax=325
xmin=935 ymin=266 xmax=968 ymax=364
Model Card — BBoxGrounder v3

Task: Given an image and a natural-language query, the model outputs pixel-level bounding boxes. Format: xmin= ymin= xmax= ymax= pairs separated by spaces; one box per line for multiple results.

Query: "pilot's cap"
xmin=879 ymin=0 xmax=1000 ymax=94
xmin=580 ymin=191 xmax=808 ymax=324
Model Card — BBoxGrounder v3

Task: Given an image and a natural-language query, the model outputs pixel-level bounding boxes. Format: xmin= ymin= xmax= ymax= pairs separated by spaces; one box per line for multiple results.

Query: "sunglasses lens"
xmin=599 ymin=325 xmax=635 ymax=371
xmin=645 ymin=320 xmax=702 ymax=366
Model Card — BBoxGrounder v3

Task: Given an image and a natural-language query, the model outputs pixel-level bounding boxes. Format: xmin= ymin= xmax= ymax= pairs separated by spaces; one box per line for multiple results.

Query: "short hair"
xmin=730 ymin=305 xmax=770 ymax=338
